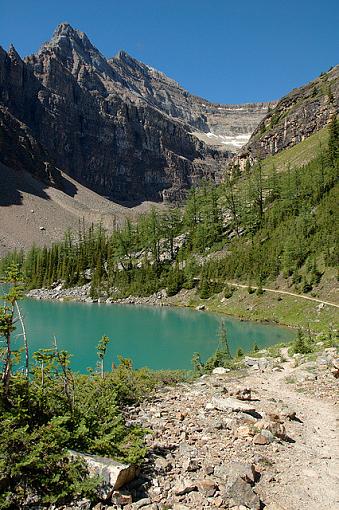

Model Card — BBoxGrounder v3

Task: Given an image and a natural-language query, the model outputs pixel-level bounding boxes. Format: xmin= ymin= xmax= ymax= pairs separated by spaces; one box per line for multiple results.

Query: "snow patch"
xmin=204 ymin=131 xmax=251 ymax=148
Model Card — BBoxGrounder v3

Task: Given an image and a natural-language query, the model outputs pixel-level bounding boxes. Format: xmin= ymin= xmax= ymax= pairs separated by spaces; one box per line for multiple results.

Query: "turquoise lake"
xmin=8 ymin=298 xmax=295 ymax=372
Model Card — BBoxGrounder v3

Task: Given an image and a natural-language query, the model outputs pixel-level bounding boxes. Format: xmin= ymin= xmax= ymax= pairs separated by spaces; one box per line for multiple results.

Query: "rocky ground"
xmin=26 ymin=284 xmax=169 ymax=306
xmin=0 ymin=164 xmax=162 ymax=257
xmin=59 ymin=347 xmax=338 ymax=510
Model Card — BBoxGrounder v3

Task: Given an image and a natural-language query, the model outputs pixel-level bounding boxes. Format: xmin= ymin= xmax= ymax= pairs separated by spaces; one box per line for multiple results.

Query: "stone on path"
xmin=209 ymin=396 xmax=256 ymax=413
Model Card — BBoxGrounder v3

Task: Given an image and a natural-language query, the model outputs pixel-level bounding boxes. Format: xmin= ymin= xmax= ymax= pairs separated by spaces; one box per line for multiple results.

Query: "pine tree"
xmin=328 ymin=114 xmax=338 ymax=167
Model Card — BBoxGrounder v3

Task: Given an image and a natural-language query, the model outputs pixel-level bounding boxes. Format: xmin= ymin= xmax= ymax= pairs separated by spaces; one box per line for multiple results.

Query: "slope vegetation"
xmin=2 ymin=117 xmax=337 ymax=332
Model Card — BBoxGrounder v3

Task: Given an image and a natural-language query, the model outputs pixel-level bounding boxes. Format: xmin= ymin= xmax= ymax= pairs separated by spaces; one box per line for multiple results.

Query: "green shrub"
xmin=256 ymin=285 xmax=264 ymax=295
xmin=223 ymin=283 xmax=234 ymax=299
xmin=236 ymin=347 xmax=244 ymax=358
xmin=293 ymin=329 xmax=313 ymax=354
xmin=0 ymin=414 xmax=99 ymax=509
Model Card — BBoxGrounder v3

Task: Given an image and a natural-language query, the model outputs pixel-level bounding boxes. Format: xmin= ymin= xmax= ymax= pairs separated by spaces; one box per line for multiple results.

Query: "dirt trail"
xmin=226 ymin=282 xmax=339 ymax=308
xmin=249 ymin=351 xmax=339 ymax=510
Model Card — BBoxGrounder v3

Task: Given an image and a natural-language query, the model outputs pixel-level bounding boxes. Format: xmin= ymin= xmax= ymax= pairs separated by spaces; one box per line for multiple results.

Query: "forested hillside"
xmin=1 ymin=117 xmax=338 ymax=304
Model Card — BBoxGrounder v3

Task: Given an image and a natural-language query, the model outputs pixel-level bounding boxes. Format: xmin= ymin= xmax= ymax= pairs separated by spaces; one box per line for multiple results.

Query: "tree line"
xmin=1 ymin=116 xmax=338 ymax=301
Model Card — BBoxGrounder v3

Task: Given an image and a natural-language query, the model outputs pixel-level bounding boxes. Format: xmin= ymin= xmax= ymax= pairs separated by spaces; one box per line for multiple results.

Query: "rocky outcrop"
xmin=0 ymin=23 xmax=271 ymax=204
xmin=234 ymin=65 xmax=339 ymax=169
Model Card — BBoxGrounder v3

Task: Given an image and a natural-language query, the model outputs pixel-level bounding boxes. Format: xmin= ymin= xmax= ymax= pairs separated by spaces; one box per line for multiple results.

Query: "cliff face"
xmin=0 ymin=23 xmax=271 ymax=203
xmin=235 ymin=66 xmax=339 ymax=168
xmin=0 ymin=46 xmax=61 ymax=185
xmin=108 ymin=50 xmax=274 ymax=151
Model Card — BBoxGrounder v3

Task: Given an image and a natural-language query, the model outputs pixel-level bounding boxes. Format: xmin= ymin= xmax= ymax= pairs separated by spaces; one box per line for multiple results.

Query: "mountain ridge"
xmin=0 ymin=23 xmax=273 ymax=205
xmin=234 ymin=65 xmax=339 ymax=169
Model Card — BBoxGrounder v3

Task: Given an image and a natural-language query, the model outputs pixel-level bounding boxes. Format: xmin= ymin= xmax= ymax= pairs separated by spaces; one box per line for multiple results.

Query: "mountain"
xmin=234 ymin=65 xmax=339 ymax=169
xmin=107 ymin=49 xmax=273 ymax=150
xmin=0 ymin=23 xmax=272 ymax=204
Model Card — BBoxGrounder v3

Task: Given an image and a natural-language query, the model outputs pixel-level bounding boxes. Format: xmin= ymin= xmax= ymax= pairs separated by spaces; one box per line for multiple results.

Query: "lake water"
xmin=7 ymin=298 xmax=295 ymax=372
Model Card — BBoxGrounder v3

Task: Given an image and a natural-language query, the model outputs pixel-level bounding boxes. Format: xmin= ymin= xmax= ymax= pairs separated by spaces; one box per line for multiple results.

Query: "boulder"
xmin=111 ymin=490 xmax=133 ymax=506
xmin=196 ymin=478 xmax=218 ymax=496
xmin=70 ymin=451 xmax=138 ymax=499
xmin=236 ymin=424 xmax=255 ymax=438
xmin=197 ymin=478 xmax=218 ymax=498
xmin=212 ymin=367 xmax=231 ymax=375
xmin=214 ymin=462 xmax=258 ymax=487
xmin=154 ymin=456 xmax=172 ymax=472
xmin=256 ymin=420 xmax=287 ymax=440
xmin=253 ymin=430 xmax=274 ymax=445
xmin=173 ymin=478 xmax=197 ymax=495
xmin=227 ymin=476 xmax=261 ymax=509
xmin=182 ymin=457 xmax=200 ymax=472
xmin=209 ymin=396 xmax=256 ymax=413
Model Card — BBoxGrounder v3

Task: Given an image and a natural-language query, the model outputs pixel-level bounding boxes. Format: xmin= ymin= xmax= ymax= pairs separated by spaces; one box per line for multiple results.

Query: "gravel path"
xmin=247 ymin=351 xmax=339 ymax=510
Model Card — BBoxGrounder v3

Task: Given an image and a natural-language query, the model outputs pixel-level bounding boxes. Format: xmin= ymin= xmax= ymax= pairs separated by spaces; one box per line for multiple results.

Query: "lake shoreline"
xmin=26 ymin=284 xmax=298 ymax=332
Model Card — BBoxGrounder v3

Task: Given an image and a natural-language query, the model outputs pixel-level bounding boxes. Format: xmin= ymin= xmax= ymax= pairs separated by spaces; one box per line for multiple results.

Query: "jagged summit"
xmin=53 ymin=22 xmax=78 ymax=37
xmin=28 ymin=22 xmax=112 ymax=85
xmin=114 ymin=49 xmax=133 ymax=61
xmin=8 ymin=43 xmax=20 ymax=59
xmin=35 ymin=22 xmax=102 ymax=62
xmin=49 ymin=22 xmax=93 ymax=48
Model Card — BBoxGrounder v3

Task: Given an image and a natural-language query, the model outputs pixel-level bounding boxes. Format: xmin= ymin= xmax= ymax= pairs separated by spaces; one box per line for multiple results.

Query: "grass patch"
xmin=185 ymin=287 xmax=338 ymax=333
xmin=261 ymin=127 xmax=329 ymax=177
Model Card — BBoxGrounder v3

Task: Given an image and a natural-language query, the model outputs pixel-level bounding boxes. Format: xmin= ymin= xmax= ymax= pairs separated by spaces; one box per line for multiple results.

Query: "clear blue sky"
xmin=1 ymin=0 xmax=338 ymax=103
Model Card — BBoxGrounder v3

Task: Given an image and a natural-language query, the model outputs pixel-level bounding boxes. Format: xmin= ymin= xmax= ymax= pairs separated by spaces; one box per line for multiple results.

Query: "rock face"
xmin=235 ymin=65 xmax=339 ymax=168
xmin=0 ymin=23 xmax=271 ymax=203
xmin=108 ymin=49 xmax=274 ymax=151
xmin=0 ymin=46 xmax=61 ymax=186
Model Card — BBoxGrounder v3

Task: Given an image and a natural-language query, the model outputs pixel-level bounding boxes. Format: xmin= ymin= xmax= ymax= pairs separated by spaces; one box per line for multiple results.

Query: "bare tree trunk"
xmin=16 ymin=302 xmax=29 ymax=379
xmin=2 ymin=332 xmax=12 ymax=398
xmin=2 ymin=303 xmax=14 ymax=400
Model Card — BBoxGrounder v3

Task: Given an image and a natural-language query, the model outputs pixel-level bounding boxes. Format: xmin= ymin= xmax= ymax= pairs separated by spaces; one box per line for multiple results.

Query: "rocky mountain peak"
xmin=53 ymin=22 xmax=79 ymax=38
xmin=32 ymin=22 xmax=108 ymax=76
xmin=49 ymin=22 xmax=93 ymax=51
xmin=7 ymin=44 xmax=21 ymax=62
xmin=114 ymin=49 xmax=133 ymax=62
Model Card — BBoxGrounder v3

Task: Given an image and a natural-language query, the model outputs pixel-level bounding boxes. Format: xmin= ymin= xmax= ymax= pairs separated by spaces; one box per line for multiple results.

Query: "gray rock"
xmin=209 ymin=396 xmax=256 ymax=413
xmin=173 ymin=478 xmax=197 ymax=495
xmin=214 ymin=462 xmax=258 ymax=488
xmin=253 ymin=430 xmax=274 ymax=444
xmin=182 ymin=458 xmax=200 ymax=472
xmin=212 ymin=367 xmax=231 ymax=375
xmin=69 ymin=451 xmax=138 ymax=499
xmin=227 ymin=476 xmax=261 ymax=509
xmin=132 ymin=498 xmax=152 ymax=509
